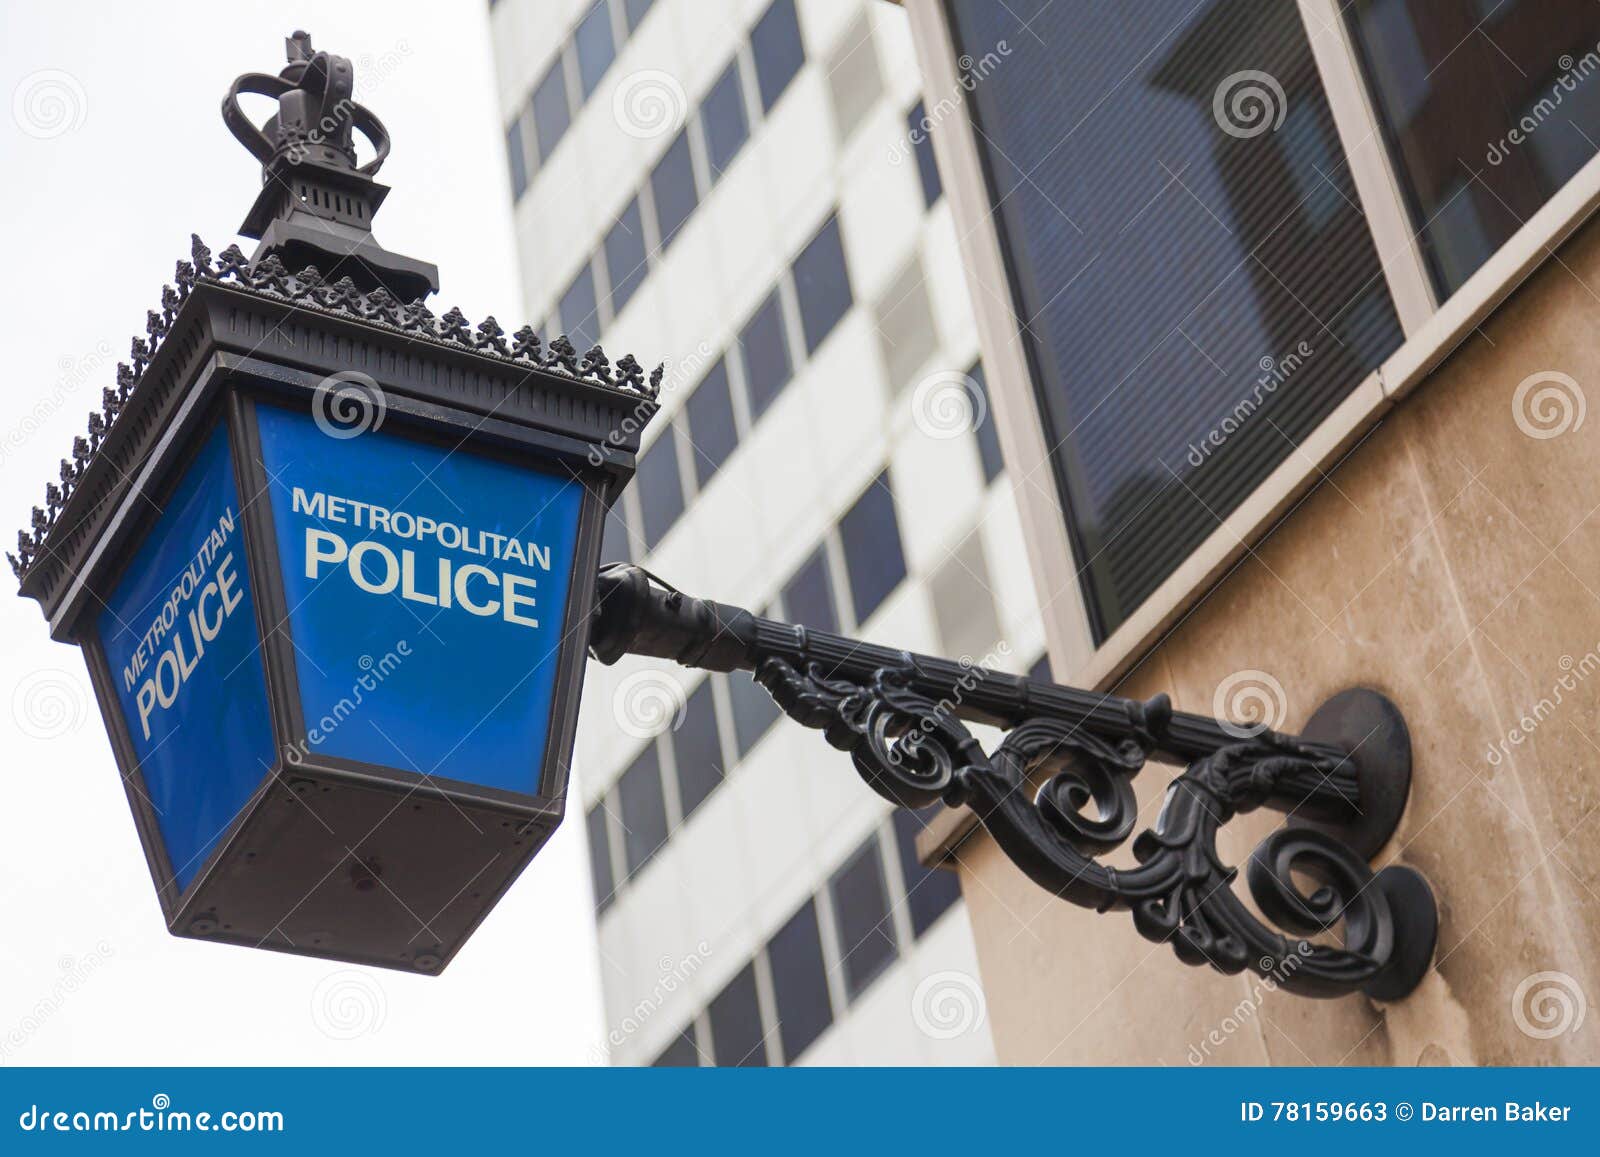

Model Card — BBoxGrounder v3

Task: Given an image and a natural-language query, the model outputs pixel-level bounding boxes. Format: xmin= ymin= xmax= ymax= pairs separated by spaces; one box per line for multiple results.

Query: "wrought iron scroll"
xmin=589 ymin=564 xmax=1434 ymax=1001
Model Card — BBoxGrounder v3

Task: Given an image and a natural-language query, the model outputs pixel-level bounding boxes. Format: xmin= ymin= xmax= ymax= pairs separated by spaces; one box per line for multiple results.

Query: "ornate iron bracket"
xmin=589 ymin=565 xmax=1438 ymax=1001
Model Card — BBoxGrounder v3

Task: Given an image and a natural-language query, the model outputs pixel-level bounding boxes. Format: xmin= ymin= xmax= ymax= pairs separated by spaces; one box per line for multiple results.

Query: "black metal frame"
xmin=589 ymin=564 xmax=1438 ymax=1001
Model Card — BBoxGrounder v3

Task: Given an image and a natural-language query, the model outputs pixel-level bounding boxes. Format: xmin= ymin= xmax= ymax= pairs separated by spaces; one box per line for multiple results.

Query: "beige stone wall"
xmin=957 ymin=217 xmax=1600 ymax=1066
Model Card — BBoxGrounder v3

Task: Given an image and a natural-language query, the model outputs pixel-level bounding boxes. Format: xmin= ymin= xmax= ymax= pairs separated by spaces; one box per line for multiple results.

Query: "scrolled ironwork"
xmin=588 ymin=564 xmax=1438 ymax=1000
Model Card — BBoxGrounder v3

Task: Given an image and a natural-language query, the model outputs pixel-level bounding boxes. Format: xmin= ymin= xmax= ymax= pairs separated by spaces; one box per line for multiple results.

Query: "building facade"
xmin=901 ymin=0 xmax=1600 ymax=1064
xmin=489 ymin=0 xmax=1046 ymax=1064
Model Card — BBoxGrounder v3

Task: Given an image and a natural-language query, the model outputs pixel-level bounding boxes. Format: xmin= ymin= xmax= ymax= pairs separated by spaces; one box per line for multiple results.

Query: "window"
xmin=557 ymin=262 xmax=599 ymax=354
xmin=949 ymin=0 xmax=1404 ymax=640
xmin=530 ymin=57 xmax=571 ymax=160
xmin=838 ymin=472 xmax=905 ymax=624
xmin=574 ymin=1 xmax=616 ymax=97
xmin=768 ymin=900 xmax=833 ymax=1062
xmin=873 ymin=253 xmax=936 ymax=392
xmin=634 ymin=429 xmax=686 ymax=550
xmin=968 ymin=362 xmax=1004 ymax=482
xmin=908 ymin=100 xmax=942 ymax=206
xmin=684 ymin=358 xmax=738 ymax=487
xmin=739 ymin=290 xmax=792 ymax=419
xmin=751 ymin=0 xmax=805 ymax=112
xmin=829 ymin=835 xmax=898 ymax=1000
xmin=892 ymin=807 xmax=960 ymax=938
xmin=505 ymin=118 xmax=529 ymax=200
xmin=650 ymin=129 xmax=699 ymax=250
xmin=1028 ymin=653 xmax=1053 ymax=684
xmin=791 ymin=215 xmax=852 ymax=354
xmin=928 ymin=535 xmax=1000 ymax=663
xmin=603 ymin=198 xmax=649 ymax=318
xmin=700 ymin=58 xmax=750 ymax=179
xmin=586 ymin=803 xmax=615 ymax=914
xmin=781 ymin=546 xmax=837 ymax=634
xmin=1347 ymin=0 xmax=1600 ymax=298
xmin=708 ymin=963 xmax=768 ymax=1066
xmin=727 ymin=670 xmax=779 ymax=757
xmin=652 ymin=1022 xmax=701 ymax=1067
xmin=600 ymin=502 xmax=632 ymax=565
xmin=825 ymin=14 xmax=883 ymax=143
xmin=616 ymin=742 xmax=668 ymax=878
xmin=624 ymin=0 xmax=654 ymax=33
xmin=671 ymin=679 xmax=724 ymax=821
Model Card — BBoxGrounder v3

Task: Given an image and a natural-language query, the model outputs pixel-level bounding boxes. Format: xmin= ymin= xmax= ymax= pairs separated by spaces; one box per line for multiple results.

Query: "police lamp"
xmin=10 ymin=32 xmax=659 ymax=973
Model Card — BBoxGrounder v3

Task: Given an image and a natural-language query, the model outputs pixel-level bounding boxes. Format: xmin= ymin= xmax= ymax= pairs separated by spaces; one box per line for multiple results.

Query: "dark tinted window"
xmin=558 ymin=262 xmax=599 ymax=354
xmin=768 ymin=900 xmax=833 ymax=1062
xmin=830 ymin=835 xmax=898 ymax=1000
xmin=949 ymin=0 xmax=1404 ymax=639
xmin=838 ymin=473 xmax=905 ymax=624
xmin=530 ymin=58 xmax=571 ymax=159
xmin=684 ymin=359 xmax=738 ymax=487
xmin=652 ymin=1022 xmax=701 ymax=1066
xmin=672 ymin=679 xmax=724 ymax=820
xmin=781 ymin=546 xmax=837 ymax=634
xmin=751 ymin=0 xmax=805 ymax=112
xmin=739 ymin=290 xmax=792 ymax=419
xmin=1348 ymin=0 xmax=1600 ymax=297
xmin=587 ymin=803 xmax=615 ymax=914
xmin=624 ymin=0 xmax=654 ymax=32
xmin=604 ymin=198 xmax=649 ymax=318
xmin=701 ymin=58 xmax=750 ymax=178
xmin=650 ymin=129 xmax=699 ymax=249
xmin=727 ymin=670 xmax=779 ymax=757
xmin=708 ymin=963 xmax=768 ymax=1066
xmin=635 ymin=429 xmax=686 ymax=549
xmin=892 ymin=806 xmax=960 ymax=938
xmin=791 ymin=216 xmax=852 ymax=353
xmin=969 ymin=362 xmax=1004 ymax=482
xmin=574 ymin=1 xmax=616 ymax=97
xmin=617 ymin=742 xmax=667 ymax=877
xmin=907 ymin=100 xmax=942 ymax=206
xmin=1028 ymin=652 xmax=1053 ymax=684
xmin=599 ymin=503 xmax=632 ymax=565
xmin=506 ymin=119 xmax=528 ymax=200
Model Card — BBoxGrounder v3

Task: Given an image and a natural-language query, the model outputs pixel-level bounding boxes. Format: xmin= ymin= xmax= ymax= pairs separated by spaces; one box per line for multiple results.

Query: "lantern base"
xmin=170 ymin=764 xmax=557 ymax=973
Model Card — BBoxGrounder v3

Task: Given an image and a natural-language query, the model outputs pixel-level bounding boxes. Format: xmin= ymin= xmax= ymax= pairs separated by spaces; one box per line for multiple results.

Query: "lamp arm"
xmin=587 ymin=564 xmax=1437 ymax=1001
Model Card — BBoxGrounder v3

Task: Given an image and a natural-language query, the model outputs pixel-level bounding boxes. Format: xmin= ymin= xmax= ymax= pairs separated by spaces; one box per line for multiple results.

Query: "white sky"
xmin=0 ymin=2 xmax=607 ymax=1064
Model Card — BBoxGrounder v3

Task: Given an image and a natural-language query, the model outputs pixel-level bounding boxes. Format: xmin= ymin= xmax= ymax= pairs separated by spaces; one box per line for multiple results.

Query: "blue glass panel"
xmin=98 ymin=423 xmax=274 ymax=892
xmin=255 ymin=404 xmax=584 ymax=796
